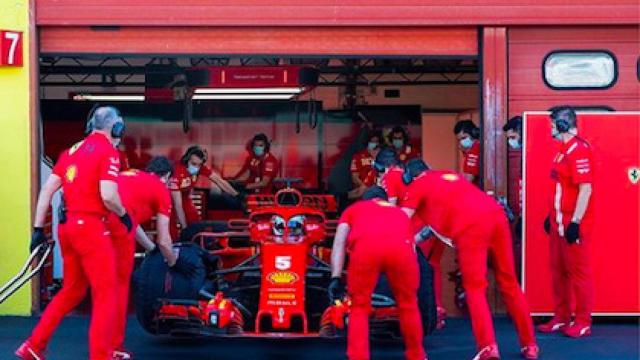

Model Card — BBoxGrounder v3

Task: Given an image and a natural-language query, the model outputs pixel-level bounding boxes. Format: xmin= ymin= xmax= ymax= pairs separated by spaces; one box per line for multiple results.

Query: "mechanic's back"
xmin=340 ymin=198 xmax=413 ymax=251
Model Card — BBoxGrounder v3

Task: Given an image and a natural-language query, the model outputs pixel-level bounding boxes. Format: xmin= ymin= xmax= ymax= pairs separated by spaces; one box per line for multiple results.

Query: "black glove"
xmin=119 ymin=212 xmax=133 ymax=233
xmin=30 ymin=227 xmax=47 ymax=253
xmin=171 ymin=252 xmax=199 ymax=276
xmin=328 ymin=277 xmax=346 ymax=303
xmin=565 ymin=222 xmax=580 ymax=244
xmin=543 ymin=216 xmax=551 ymax=235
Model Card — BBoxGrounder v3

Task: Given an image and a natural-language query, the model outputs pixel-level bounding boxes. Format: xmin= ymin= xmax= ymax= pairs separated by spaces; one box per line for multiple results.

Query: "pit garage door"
xmin=39 ymin=27 xmax=477 ymax=57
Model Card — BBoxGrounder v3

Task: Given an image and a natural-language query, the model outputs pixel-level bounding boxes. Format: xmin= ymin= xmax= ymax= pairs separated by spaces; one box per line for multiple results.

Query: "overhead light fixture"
xmin=192 ymin=94 xmax=296 ymax=100
xmin=72 ymin=94 xmax=145 ymax=102
xmin=194 ymin=87 xmax=305 ymax=95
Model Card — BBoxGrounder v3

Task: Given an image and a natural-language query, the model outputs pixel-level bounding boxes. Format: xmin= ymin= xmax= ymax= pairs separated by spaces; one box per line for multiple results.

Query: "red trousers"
xmin=456 ymin=212 xmax=536 ymax=349
xmin=549 ymin=218 xmax=594 ymax=325
xmin=169 ymin=198 xmax=200 ymax=240
xmin=347 ymin=240 xmax=425 ymax=360
xmin=107 ymin=214 xmax=138 ymax=350
xmin=29 ymin=214 xmax=117 ymax=360
xmin=418 ymin=239 xmax=445 ymax=310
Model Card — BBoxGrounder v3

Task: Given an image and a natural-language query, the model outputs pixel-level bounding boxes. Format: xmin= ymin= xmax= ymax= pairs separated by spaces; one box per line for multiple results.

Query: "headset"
xmin=402 ymin=158 xmax=429 ymax=185
xmin=401 ymin=168 xmax=414 ymax=185
xmin=373 ymin=161 xmax=386 ymax=174
xmin=84 ymin=104 xmax=126 ymax=139
xmin=181 ymin=145 xmax=207 ymax=165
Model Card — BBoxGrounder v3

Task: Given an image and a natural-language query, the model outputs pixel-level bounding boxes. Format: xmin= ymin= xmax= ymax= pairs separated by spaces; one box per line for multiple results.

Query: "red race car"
xmin=134 ymin=186 xmax=437 ymax=338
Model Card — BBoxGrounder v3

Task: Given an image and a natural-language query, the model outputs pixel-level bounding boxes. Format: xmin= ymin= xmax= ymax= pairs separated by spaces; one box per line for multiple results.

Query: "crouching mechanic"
xmin=329 ymin=186 xmax=426 ymax=360
xmin=108 ymin=156 xmax=199 ymax=359
xmin=401 ymin=159 xmax=538 ymax=360
xmin=374 ymin=149 xmax=447 ymax=329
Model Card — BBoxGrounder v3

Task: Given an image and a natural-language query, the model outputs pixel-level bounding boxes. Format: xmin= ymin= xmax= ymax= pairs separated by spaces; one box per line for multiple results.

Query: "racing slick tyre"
xmin=179 ymin=220 xmax=229 ymax=243
xmin=373 ymin=247 xmax=437 ymax=336
xmin=133 ymin=243 xmax=207 ymax=334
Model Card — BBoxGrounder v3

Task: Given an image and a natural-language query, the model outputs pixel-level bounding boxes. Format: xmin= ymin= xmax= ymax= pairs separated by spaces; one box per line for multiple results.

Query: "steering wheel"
xmin=273 ymin=177 xmax=303 ymax=189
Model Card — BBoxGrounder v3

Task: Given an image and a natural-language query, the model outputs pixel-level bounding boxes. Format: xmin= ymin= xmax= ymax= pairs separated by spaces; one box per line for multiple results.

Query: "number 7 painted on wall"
xmin=0 ymin=31 xmax=23 ymax=66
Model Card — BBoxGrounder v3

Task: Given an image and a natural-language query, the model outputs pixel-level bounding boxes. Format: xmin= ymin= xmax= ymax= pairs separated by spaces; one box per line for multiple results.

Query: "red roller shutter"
xmin=39 ymin=26 xmax=478 ymax=56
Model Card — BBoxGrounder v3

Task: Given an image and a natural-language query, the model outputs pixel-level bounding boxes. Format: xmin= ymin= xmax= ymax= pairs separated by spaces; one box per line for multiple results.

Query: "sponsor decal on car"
xmin=267 ymin=271 xmax=299 ymax=285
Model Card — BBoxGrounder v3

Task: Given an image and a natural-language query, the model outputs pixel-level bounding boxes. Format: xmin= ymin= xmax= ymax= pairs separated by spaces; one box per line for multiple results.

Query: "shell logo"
xmin=267 ymin=271 xmax=299 ymax=285
xmin=65 ymin=165 xmax=78 ymax=183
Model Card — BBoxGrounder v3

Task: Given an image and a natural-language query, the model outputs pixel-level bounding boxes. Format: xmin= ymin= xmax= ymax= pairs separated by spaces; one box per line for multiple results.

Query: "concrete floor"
xmin=0 ymin=316 xmax=638 ymax=359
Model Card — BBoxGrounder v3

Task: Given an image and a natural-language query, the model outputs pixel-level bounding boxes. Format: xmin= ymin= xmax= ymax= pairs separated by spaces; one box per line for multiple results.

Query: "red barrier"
xmin=523 ymin=112 xmax=640 ymax=315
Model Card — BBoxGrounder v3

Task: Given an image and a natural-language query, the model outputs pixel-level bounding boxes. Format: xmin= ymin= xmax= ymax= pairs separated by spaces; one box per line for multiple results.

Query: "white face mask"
xmin=460 ymin=137 xmax=473 ymax=149
xmin=508 ymin=138 xmax=521 ymax=150
xmin=187 ymin=164 xmax=200 ymax=176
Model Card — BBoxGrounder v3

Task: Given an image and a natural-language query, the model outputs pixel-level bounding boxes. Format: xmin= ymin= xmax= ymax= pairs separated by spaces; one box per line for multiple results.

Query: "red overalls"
xmin=29 ymin=133 xmax=120 ymax=360
xmin=548 ymin=136 xmax=594 ymax=326
xmin=107 ymin=170 xmax=172 ymax=351
xmin=380 ymin=166 xmax=446 ymax=313
xmin=403 ymin=171 xmax=536 ymax=352
xmin=340 ymin=200 xmax=426 ymax=360
xmin=394 ymin=144 xmax=420 ymax=164
xmin=169 ymin=163 xmax=212 ymax=238
xmin=237 ymin=152 xmax=279 ymax=194
xmin=350 ymin=150 xmax=377 ymax=187
xmin=462 ymin=140 xmax=481 ymax=185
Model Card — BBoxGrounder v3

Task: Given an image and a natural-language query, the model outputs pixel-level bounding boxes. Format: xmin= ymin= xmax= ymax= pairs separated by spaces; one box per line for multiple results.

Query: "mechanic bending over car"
xmin=107 ymin=156 xmax=199 ymax=360
xmin=233 ymin=133 xmax=279 ymax=194
xmin=170 ymin=145 xmax=239 ymax=238
xmin=349 ymin=130 xmax=383 ymax=200
xmin=18 ymin=106 xmax=130 ymax=360
xmin=374 ymin=149 xmax=448 ymax=330
xmin=329 ymin=186 xmax=426 ymax=360
xmin=401 ymin=158 xmax=538 ymax=360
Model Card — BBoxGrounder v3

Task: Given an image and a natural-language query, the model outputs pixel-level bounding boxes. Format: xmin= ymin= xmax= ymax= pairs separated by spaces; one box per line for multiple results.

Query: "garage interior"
xmin=37 ymin=56 xmax=499 ymax=316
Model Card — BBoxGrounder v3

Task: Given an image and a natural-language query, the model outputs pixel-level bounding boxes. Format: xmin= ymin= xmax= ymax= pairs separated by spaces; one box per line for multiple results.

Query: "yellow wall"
xmin=0 ymin=0 xmax=33 ymax=315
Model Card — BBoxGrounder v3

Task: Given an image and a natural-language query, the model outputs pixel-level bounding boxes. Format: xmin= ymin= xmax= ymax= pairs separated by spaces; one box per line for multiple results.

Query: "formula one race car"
xmin=134 ymin=185 xmax=436 ymax=338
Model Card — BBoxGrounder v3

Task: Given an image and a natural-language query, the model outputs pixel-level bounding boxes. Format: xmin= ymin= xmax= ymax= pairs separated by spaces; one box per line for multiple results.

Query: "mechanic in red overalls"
xmin=109 ymin=156 xmax=197 ymax=359
xmin=17 ymin=106 xmax=132 ymax=360
xmin=349 ymin=130 xmax=382 ymax=199
xmin=233 ymin=133 xmax=279 ymax=195
xmin=329 ymin=186 xmax=426 ymax=360
xmin=537 ymin=106 xmax=595 ymax=338
xmin=503 ymin=116 xmax=524 ymax=274
xmin=170 ymin=145 xmax=238 ymax=238
xmin=388 ymin=126 xmax=419 ymax=164
xmin=454 ymin=120 xmax=481 ymax=185
xmin=401 ymin=159 xmax=538 ymax=360
xmin=374 ymin=149 xmax=447 ymax=329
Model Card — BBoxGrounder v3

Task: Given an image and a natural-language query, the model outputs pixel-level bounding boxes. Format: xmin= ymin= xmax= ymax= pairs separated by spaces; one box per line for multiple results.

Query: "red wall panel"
xmin=508 ymin=26 xmax=640 ymax=115
xmin=35 ymin=0 xmax=638 ymax=26
xmin=523 ymin=112 xmax=640 ymax=315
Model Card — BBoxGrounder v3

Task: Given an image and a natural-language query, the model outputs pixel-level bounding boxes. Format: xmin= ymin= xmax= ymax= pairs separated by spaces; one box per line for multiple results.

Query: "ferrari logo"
xmin=628 ymin=167 xmax=640 ymax=185
xmin=65 ymin=165 xmax=78 ymax=183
